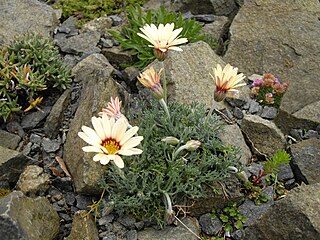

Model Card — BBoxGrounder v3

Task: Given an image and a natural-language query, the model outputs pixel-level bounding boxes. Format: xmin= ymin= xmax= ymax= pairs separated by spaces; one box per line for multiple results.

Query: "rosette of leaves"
xmin=110 ymin=5 xmax=205 ymax=69
xmin=101 ymin=101 xmax=240 ymax=226
xmin=6 ymin=33 xmax=72 ymax=90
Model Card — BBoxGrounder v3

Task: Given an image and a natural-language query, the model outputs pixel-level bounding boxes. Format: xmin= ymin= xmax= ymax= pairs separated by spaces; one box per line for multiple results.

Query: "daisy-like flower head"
xmin=99 ymin=96 xmax=126 ymax=121
xmin=78 ymin=115 xmax=143 ymax=169
xmin=137 ymin=23 xmax=188 ymax=61
xmin=210 ymin=63 xmax=246 ymax=102
xmin=138 ymin=67 xmax=164 ymax=100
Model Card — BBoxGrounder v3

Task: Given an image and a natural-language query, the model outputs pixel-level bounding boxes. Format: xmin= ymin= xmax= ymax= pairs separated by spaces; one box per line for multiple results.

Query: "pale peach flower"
xmin=137 ymin=23 xmax=188 ymax=61
xmin=78 ymin=115 xmax=143 ymax=169
xmin=137 ymin=67 xmax=164 ymax=100
xmin=210 ymin=64 xmax=246 ymax=102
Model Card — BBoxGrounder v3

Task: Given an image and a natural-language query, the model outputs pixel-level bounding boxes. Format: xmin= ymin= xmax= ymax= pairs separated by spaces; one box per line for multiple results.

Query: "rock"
xmin=277 ymin=164 xmax=294 ymax=181
xmin=152 ymin=41 xmax=227 ymax=109
xmin=81 ymin=16 xmax=113 ymax=34
xmin=109 ymin=15 xmax=123 ymax=26
xmin=5 ymin=121 xmax=25 ymax=138
xmin=56 ymin=31 xmax=101 ymax=55
xmin=199 ymin=213 xmax=223 ymax=235
xmin=16 ymin=165 xmax=50 ymax=195
xmin=179 ymin=0 xmax=239 ymax=16
xmin=42 ymin=137 xmax=61 ymax=153
xmin=117 ymin=215 xmax=136 ymax=230
xmin=223 ymin=0 xmax=320 ymax=133
xmin=241 ymin=115 xmax=286 ymax=156
xmin=101 ymin=46 xmax=136 ymax=67
xmin=137 ymin=217 xmax=200 ymax=240
xmin=0 ymin=191 xmax=60 ymax=240
xmin=29 ymin=133 xmax=42 ymax=144
xmin=0 ymin=130 xmax=21 ymax=150
xmin=66 ymin=210 xmax=99 ymax=240
xmin=239 ymin=186 xmax=274 ymax=226
xmin=21 ymin=106 xmax=52 ymax=129
xmin=290 ymin=138 xmax=320 ymax=184
xmin=260 ymin=106 xmax=278 ymax=120
xmin=75 ymin=194 xmax=93 ymax=210
xmin=302 ymin=130 xmax=319 ymax=140
xmin=194 ymin=14 xmax=216 ymax=23
xmin=57 ymin=17 xmax=79 ymax=36
xmin=0 ymin=146 xmax=31 ymax=185
xmin=64 ymin=54 xmax=127 ymax=194
xmin=218 ymin=124 xmax=251 ymax=165
xmin=44 ymin=89 xmax=71 ymax=138
xmin=126 ymin=230 xmax=138 ymax=240
xmin=243 ymin=183 xmax=320 ymax=240
xmin=233 ymin=107 xmax=244 ymax=119
xmin=0 ymin=0 xmax=59 ymax=45
xmin=247 ymin=100 xmax=261 ymax=114
xmin=188 ymin=176 xmax=242 ymax=217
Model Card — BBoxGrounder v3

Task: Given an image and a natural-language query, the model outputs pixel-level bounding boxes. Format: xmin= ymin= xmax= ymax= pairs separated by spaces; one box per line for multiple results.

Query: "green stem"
xmin=204 ymin=100 xmax=215 ymax=127
xmin=163 ymin=192 xmax=173 ymax=213
xmin=159 ymin=98 xmax=170 ymax=120
xmin=160 ymin=61 xmax=167 ymax=103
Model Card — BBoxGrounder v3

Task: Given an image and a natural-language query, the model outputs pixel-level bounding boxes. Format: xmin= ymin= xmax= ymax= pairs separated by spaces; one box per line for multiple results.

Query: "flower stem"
xmin=163 ymin=192 xmax=173 ymax=213
xmin=204 ymin=100 xmax=215 ymax=127
xmin=159 ymin=98 xmax=171 ymax=120
xmin=160 ymin=61 xmax=167 ymax=103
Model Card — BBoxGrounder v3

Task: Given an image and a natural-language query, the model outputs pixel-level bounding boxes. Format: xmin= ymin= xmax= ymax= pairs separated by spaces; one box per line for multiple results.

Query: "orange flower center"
xmin=102 ymin=138 xmax=120 ymax=154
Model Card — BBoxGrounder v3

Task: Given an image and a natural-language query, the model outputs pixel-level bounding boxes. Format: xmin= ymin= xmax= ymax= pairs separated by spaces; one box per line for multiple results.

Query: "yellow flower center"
xmin=102 ymin=138 xmax=120 ymax=154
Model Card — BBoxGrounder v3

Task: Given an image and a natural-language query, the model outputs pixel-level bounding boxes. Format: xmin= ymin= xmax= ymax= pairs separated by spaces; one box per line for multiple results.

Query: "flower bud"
xmin=162 ymin=136 xmax=180 ymax=145
xmin=185 ymin=140 xmax=201 ymax=151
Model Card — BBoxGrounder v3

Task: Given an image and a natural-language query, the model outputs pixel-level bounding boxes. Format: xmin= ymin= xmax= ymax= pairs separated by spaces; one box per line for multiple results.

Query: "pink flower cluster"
xmin=250 ymin=73 xmax=288 ymax=105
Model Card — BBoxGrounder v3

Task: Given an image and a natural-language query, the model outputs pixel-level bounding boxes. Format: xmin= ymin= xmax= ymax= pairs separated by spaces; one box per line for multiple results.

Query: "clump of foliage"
xmin=111 ymin=5 xmax=206 ymax=69
xmin=55 ymin=0 xmax=146 ymax=26
xmin=0 ymin=33 xmax=72 ymax=121
xmin=211 ymin=202 xmax=247 ymax=236
xmin=243 ymin=149 xmax=291 ymax=205
xmin=250 ymin=73 xmax=289 ymax=108
xmin=101 ymin=100 xmax=240 ymax=227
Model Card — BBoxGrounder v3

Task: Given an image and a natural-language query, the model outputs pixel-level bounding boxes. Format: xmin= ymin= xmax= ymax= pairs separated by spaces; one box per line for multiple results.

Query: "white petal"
xmin=93 ymin=153 xmax=105 ymax=162
xmin=99 ymin=155 xmax=111 ymax=165
xmin=82 ymin=146 xmax=103 ymax=153
xmin=81 ymin=126 xmax=101 ymax=143
xmin=119 ymin=126 xmax=139 ymax=145
xmin=168 ymin=46 xmax=183 ymax=51
xmin=121 ymin=136 xmax=144 ymax=149
xmin=92 ymin=117 xmax=106 ymax=140
xmin=118 ymin=148 xmax=143 ymax=156
xmin=113 ymin=155 xmax=124 ymax=168
xmin=101 ymin=114 xmax=112 ymax=137
xmin=112 ymin=118 xmax=128 ymax=141
xmin=78 ymin=132 xmax=100 ymax=147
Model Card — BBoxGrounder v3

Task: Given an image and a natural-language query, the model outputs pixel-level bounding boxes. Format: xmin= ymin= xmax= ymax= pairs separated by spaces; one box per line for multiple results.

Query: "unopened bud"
xmin=162 ymin=137 xmax=180 ymax=145
xmin=185 ymin=140 xmax=201 ymax=151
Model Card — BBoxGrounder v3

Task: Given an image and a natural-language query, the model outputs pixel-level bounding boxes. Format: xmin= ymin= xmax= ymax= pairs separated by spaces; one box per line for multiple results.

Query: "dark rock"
xmin=64 ymin=54 xmax=81 ymax=68
xmin=118 ymin=215 xmax=136 ymax=230
xmin=57 ymin=31 xmax=101 ymax=55
xmin=248 ymin=100 xmax=261 ymax=114
xmin=65 ymin=192 xmax=76 ymax=206
xmin=57 ymin=16 xmax=79 ymax=36
xmin=226 ymin=97 xmax=247 ymax=108
xmin=66 ymin=210 xmax=99 ymax=240
xmin=232 ymin=229 xmax=244 ymax=240
xmin=102 ymin=233 xmax=117 ymax=240
xmin=194 ymin=14 xmax=216 ymax=23
xmin=134 ymin=221 xmax=145 ymax=231
xmin=289 ymin=129 xmax=303 ymax=142
xmin=29 ymin=133 xmax=42 ymax=144
xmin=101 ymin=46 xmax=136 ymax=67
xmin=137 ymin=217 xmax=200 ymax=240
xmin=52 ymin=177 xmax=73 ymax=192
xmin=21 ymin=106 xmax=51 ymax=129
xmin=0 ymin=130 xmax=21 ymax=150
xmin=109 ymin=15 xmax=123 ymax=26
xmin=0 ymin=146 xmax=31 ymax=185
xmin=277 ymin=164 xmax=294 ymax=181
xmin=42 ymin=137 xmax=61 ymax=153
xmin=239 ymin=186 xmax=274 ymax=226
xmin=100 ymin=38 xmax=114 ymax=48
xmin=44 ymin=89 xmax=71 ymax=138
xmin=0 ymin=191 xmax=60 ymax=240
xmin=302 ymin=130 xmax=319 ymax=139
xmin=126 ymin=230 xmax=138 ymax=240
xmin=60 ymin=213 xmax=72 ymax=222
xmin=75 ymin=195 xmax=93 ymax=210
xmin=260 ymin=106 xmax=278 ymax=120
xmin=243 ymin=183 xmax=320 ymax=240
xmin=290 ymin=138 xmax=320 ymax=184
xmin=233 ymin=107 xmax=244 ymax=119
xmin=6 ymin=121 xmax=24 ymax=138
xmin=199 ymin=213 xmax=223 ymax=235
xmin=98 ymin=215 xmax=115 ymax=226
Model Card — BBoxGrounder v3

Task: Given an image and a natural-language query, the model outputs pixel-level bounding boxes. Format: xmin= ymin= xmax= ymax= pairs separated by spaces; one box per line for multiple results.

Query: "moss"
xmin=55 ymin=0 xmax=146 ymax=26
